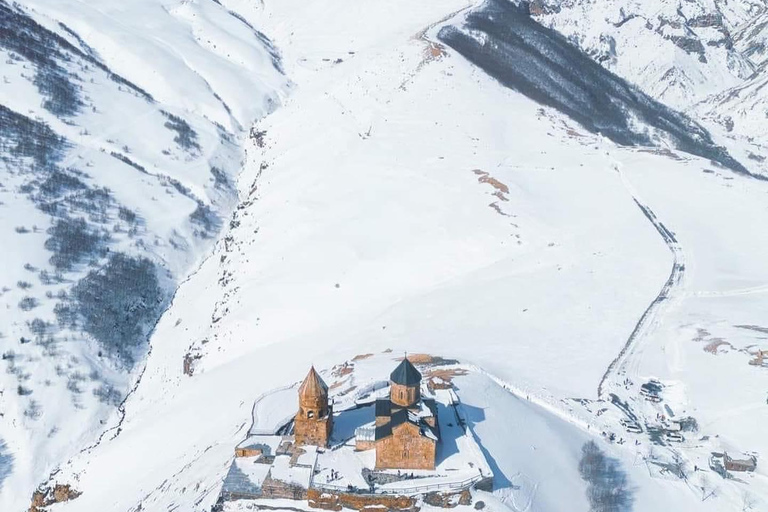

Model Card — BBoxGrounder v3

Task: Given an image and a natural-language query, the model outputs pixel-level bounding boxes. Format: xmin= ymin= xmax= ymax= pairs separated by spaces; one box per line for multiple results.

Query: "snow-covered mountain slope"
xmin=694 ymin=61 xmax=768 ymax=145
xmin=525 ymin=0 xmax=768 ymax=174
xmin=735 ymin=10 xmax=768 ymax=67
xmin=12 ymin=0 xmax=766 ymax=511
xmin=437 ymin=0 xmax=749 ymax=175
xmin=0 ymin=0 xmax=287 ymax=507
xmin=529 ymin=0 xmax=764 ymax=109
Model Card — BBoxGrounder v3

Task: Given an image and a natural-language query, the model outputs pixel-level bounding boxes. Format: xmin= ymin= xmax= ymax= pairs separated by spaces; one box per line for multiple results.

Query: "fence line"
xmin=311 ymin=473 xmax=484 ymax=496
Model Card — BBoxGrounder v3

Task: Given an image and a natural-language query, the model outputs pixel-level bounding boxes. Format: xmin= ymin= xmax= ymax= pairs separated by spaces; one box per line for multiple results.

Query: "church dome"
xmin=390 ymin=357 xmax=421 ymax=386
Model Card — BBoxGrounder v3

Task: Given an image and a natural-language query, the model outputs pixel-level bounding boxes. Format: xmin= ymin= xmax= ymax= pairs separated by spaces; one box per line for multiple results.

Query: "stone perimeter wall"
xmin=307 ymin=488 xmax=473 ymax=511
xmin=307 ymin=488 xmax=418 ymax=512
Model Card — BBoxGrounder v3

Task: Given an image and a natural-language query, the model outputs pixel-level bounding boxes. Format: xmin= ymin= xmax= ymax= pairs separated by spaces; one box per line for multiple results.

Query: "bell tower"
xmin=294 ymin=366 xmax=333 ymax=447
xmin=389 ymin=357 xmax=422 ymax=408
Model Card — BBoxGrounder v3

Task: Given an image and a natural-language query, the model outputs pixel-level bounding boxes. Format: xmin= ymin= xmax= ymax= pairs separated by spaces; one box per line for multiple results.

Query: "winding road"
xmin=597 ymin=163 xmax=687 ymax=399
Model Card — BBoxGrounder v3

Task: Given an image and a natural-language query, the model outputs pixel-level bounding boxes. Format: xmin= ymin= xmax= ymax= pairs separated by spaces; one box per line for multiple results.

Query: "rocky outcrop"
xmin=423 ymin=489 xmax=472 ymax=508
xmin=526 ymin=0 xmax=561 ymax=16
xmin=29 ymin=484 xmax=81 ymax=512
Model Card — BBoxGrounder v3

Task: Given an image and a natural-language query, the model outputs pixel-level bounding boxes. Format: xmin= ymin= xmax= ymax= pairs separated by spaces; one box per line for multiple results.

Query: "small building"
xmin=355 ymin=357 xmax=439 ymax=470
xmin=294 ymin=367 xmax=333 ymax=447
xmin=749 ymin=349 xmax=766 ymax=367
xmin=235 ymin=435 xmax=282 ymax=459
xmin=724 ymin=452 xmax=757 ymax=472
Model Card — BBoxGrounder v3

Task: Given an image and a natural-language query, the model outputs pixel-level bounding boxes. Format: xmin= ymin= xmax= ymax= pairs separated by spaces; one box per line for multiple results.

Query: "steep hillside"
xmin=524 ymin=0 xmax=768 ymax=172
xmin=528 ymin=0 xmax=764 ymax=109
xmin=19 ymin=0 xmax=768 ymax=512
xmin=0 ymin=0 xmax=286 ymax=507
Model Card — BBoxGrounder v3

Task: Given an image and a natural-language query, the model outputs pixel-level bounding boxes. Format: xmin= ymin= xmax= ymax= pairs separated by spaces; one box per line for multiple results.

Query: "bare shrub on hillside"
xmin=161 ymin=110 xmax=201 ymax=153
xmin=578 ymin=441 xmax=634 ymax=512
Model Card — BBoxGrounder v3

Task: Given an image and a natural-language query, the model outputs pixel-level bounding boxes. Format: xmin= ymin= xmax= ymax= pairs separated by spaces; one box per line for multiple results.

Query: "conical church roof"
xmin=299 ymin=366 xmax=328 ymax=399
xmin=390 ymin=357 xmax=421 ymax=386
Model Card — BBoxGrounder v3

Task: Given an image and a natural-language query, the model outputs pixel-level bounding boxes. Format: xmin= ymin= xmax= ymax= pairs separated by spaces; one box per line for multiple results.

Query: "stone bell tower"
xmin=294 ymin=366 xmax=333 ymax=447
xmin=389 ymin=356 xmax=422 ymax=408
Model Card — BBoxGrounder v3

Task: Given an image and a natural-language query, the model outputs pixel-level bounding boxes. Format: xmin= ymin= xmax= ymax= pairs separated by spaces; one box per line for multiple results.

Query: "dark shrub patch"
xmin=18 ymin=297 xmax=39 ymax=311
xmin=189 ymin=201 xmax=221 ymax=238
xmin=93 ymin=382 xmax=122 ymax=405
xmin=0 ymin=105 xmax=66 ymax=167
xmin=161 ymin=110 xmax=201 ymax=153
xmin=62 ymin=253 xmax=165 ymax=364
xmin=578 ymin=441 xmax=634 ymax=512
xmin=39 ymin=169 xmax=87 ymax=197
xmin=44 ymin=217 xmax=106 ymax=271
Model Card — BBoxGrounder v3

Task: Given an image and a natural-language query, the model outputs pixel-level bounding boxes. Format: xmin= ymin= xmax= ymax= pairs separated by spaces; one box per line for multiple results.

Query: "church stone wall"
xmin=375 ymin=423 xmax=436 ymax=470
xmin=390 ymin=383 xmax=420 ymax=407
xmin=295 ymin=413 xmax=332 ymax=447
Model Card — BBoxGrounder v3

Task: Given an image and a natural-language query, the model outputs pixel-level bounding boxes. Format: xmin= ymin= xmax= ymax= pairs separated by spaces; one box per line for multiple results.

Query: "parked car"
xmin=665 ymin=431 xmax=684 ymax=443
xmin=620 ymin=418 xmax=643 ymax=433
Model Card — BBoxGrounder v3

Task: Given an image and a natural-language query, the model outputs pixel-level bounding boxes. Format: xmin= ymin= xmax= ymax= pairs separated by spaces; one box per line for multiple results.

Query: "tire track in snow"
xmin=597 ymin=166 xmax=686 ymax=399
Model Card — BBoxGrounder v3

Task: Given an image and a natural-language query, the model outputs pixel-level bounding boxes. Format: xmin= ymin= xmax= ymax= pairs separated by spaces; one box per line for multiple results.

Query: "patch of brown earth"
xmin=425 ymin=42 xmax=447 ymax=59
xmin=332 ymin=363 xmax=355 ymax=378
xmin=473 ymin=169 xmax=510 ymax=194
xmin=397 ymin=353 xmax=435 ymax=364
xmin=425 ymin=368 xmax=469 ymax=386
xmin=472 ymin=169 xmax=513 ymax=217
xmin=566 ymin=128 xmax=584 ymax=138
xmin=353 ymin=353 xmax=374 ymax=361
xmin=489 ymin=202 xmax=511 ymax=217
xmin=703 ymin=339 xmax=732 ymax=354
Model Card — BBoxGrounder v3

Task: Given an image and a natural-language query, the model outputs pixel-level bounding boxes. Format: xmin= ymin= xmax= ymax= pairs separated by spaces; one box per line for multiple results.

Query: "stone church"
xmin=356 ymin=357 xmax=439 ymax=470
xmin=294 ymin=359 xmax=439 ymax=470
xmin=294 ymin=366 xmax=333 ymax=447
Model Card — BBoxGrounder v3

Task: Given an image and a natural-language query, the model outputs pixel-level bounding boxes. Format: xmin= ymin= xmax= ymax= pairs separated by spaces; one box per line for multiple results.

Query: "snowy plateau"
xmin=0 ymin=0 xmax=767 ymax=511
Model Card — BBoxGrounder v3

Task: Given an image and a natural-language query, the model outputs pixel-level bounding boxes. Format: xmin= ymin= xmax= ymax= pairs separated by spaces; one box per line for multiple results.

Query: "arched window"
xmin=308 ymin=410 xmax=315 ymax=419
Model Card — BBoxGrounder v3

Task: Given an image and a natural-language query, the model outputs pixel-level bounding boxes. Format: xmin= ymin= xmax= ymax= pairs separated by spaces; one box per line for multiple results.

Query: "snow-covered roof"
xmin=294 ymin=445 xmax=318 ymax=468
xmin=374 ymin=408 xmax=438 ymax=442
xmin=222 ymin=458 xmax=272 ymax=496
xmin=270 ymin=455 xmax=313 ymax=488
xmin=236 ymin=435 xmax=282 ymax=455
